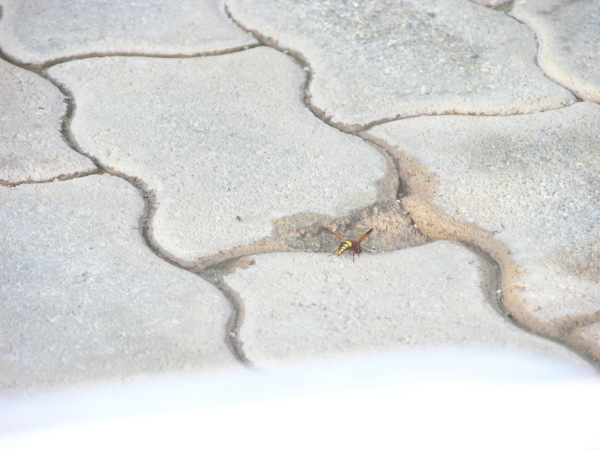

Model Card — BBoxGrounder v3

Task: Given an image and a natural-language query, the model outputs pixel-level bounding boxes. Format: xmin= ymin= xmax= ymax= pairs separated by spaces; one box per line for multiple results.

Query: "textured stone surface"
xmin=0 ymin=175 xmax=236 ymax=393
xmin=0 ymin=0 xmax=598 ymax=404
xmin=0 ymin=0 xmax=257 ymax=65
xmin=512 ymin=0 xmax=600 ymax=102
xmin=365 ymin=102 xmax=600 ymax=332
xmin=224 ymin=242 xmax=592 ymax=370
xmin=0 ymin=59 xmax=95 ymax=184
xmin=48 ymin=48 xmax=389 ymax=263
xmin=472 ymin=0 xmax=511 ymax=6
xmin=228 ymin=0 xmax=574 ymax=129
xmin=572 ymin=323 xmax=600 ymax=362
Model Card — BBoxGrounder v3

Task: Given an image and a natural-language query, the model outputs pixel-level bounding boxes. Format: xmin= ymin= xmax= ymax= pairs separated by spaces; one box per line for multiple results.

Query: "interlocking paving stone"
xmin=228 ymin=0 xmax=575 ymax=129
xmin=0 ymin=175 xmax=236 ymax=393
xmin=365 ymin=102 xmax=600 ymax=356
xmin=472 ymin=0 xmax=510 ymax=6
xmin=223 ymin=243 xmax=593 ymax=371
xmin=572 ymin=323 xmax=600 ymax=360
xmin=0 ymin=0 xmax=257 ymax=65
xmin=48 ymin=48 xmax=389 ymax=263
xmin=512 ymin=0 xmax=600 ymax=102
xmin=0 ymin=59 xmax=95 ymax=184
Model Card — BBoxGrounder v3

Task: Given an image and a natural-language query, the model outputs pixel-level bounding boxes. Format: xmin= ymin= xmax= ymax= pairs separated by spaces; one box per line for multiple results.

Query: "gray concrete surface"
xmin=228 ymin=0 xmax=575 ymax=129
xmin=224 ymin=242 xmax=591 ymax=371
xmin=46 ymin=48 xmax=390 ymax=263
xmin=0 ymin=0 xmax=598 ymax=400
xmin=364 ymin=102 xmax=600 ymax=356
xmin=0 ymin=176 xmax=236 ymax=392
xmin=0 ymin=58 xmax=96 ymax=183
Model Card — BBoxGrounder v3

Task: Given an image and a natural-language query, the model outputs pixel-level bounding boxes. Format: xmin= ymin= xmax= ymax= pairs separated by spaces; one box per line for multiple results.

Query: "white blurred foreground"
xmin=2 ymin=348 xmax=599 ymax=450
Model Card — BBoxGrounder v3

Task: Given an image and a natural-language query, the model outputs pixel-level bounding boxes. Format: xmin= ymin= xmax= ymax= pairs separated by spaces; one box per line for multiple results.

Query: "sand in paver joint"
xmin=0 ymin=0 xmax=598 ymax=400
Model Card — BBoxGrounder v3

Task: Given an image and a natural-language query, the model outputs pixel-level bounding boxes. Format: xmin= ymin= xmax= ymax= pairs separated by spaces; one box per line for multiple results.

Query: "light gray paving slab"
xmin=227 ymin=0 xmax=574 ymax=130
xmin=0 ymin=59 xmax=95 ymax=184
xmin=0 ymin=0 xmax=257 ymax=65
xmin=512 ymin=0 xmax=600 ymax=103
xmin=48 ymin=48 xmax=390 ymax=263
xmin=365 ymin=102 xmax=600 ymax=346
xmin=224 ymin=242 xmax=592 ymax=371
xmin=0 ymin=175 xmax=236 ymax=394
xmin=472 ymin=0 xmax=510 ymax=7
xmin=572 ymin=323 xmax=600 ymax=361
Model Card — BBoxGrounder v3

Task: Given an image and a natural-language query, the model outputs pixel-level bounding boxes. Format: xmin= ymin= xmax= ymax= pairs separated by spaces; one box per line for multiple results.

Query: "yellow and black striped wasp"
xmin=321 ymin=227 xmax=373 ymax=261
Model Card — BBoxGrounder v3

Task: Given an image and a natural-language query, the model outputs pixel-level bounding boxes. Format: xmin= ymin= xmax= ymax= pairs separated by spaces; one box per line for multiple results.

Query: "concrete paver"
xmin=224 ymin=242 xmax=592 ymax=370
xmin=0 ymin=0 xmax=257 ymax=65
xmin=228 ymin=0 xmax=575 ymax=130
xmin=48 ymin=48 xmax=390 ymax=264
xmin=0 ymin=175 xmax=236 ymax=393
xmin=512 ymin=0 xmax=600 ymax=103
xmin=572 ymin=323 xmax=600 ymax=360
xmin=0 ymin=0 xmax=598 ymax=402
xmin=365 ymin=102 xmax=600 ymax=357
xmin=0 ymin=59 xmax=95 ymax=184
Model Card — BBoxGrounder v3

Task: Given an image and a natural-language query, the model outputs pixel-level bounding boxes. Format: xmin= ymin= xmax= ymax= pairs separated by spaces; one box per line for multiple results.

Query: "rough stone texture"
xmin=48 ymin=48 xmax=389 ymax=263
xmin=0 ymin=0 xmax=257 ymax=65
xmin=512 ymin=0 xmax=600 ymax=103
xmin=227 ymin=0 xmax=575 ymax=129
xmin=224 ymin=242 xmax=592 ymax=371
xmin=572 ymin=323 xmax=600 ymax=362
xmin=0 ymin=59 xmax=95 ymax=184
xmin=472 ymin=0 xmax=511 ymax=7
xmin=0 ymin=175 xmax=236 ymax=393
xmin=365 ymin=102 xmax=600 ymax=336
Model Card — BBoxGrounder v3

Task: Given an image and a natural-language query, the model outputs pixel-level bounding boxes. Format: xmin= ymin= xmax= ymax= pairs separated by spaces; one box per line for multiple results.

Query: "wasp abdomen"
xmin=336 ymin=240 xmax=353 ymax=255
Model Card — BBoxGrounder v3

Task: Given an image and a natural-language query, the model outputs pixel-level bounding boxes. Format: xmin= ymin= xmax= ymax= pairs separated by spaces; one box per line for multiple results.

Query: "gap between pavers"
xmin=0 ymin=175 xmax=237 ymax=394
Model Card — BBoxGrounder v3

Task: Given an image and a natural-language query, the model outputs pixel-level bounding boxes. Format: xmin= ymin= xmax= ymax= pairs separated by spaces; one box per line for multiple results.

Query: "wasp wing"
xmin=321 ymin=227 xmax=346 ymax=241
xmin=357 ymin=228 xmax=374 ymax=243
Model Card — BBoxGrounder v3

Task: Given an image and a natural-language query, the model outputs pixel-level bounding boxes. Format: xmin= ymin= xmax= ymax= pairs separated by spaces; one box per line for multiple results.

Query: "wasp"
xmin=321 ymin=227 xmax=373 ymax=261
